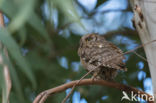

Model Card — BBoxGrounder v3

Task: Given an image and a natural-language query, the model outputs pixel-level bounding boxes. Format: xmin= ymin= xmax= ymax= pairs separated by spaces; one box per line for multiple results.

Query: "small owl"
xmin=78 ymin=34 xmax=127 ymax=80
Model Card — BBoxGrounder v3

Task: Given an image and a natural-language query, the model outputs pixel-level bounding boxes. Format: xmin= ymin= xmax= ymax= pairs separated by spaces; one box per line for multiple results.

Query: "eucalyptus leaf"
xmin=0 ymin=0 xmax=4 ymax=7
xmin=0 ymin=28 xmax=36 ymax=88
xmin=0 ymin=0 xmax=18 ymax=18
xmin=18 ymin=27 xmax=27 ymax=46
xmin=52 ymin=0 xmax=86 ymax=30
xmin=8 ymin=0 xmax=35 ymax=33
xmin=28 ymin=12 xmax=51 ymax=42
xmin=0 ymin=63 xmax=7 ymax=103
xmin=1 ymin=50 xmax=25 ymax=103
xmin=0 ymin=0 xmax=50 ymax=42
xmin=8 ymin=62 xmax=25 ymax=103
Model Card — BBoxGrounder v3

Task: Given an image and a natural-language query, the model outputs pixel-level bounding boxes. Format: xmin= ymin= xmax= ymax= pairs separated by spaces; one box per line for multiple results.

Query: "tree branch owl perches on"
xmin=78 ymin=34 xmax=127 ymax=80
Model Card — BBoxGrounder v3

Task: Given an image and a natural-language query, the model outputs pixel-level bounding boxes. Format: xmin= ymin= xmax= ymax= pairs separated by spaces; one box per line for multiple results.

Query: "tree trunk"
xmin=130 ymin=0 xmax=156 ymax=102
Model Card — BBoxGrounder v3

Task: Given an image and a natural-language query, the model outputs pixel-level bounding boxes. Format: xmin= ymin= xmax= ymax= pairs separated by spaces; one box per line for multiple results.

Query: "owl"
xmin=78 ymin=34 xmax=127 ymax=80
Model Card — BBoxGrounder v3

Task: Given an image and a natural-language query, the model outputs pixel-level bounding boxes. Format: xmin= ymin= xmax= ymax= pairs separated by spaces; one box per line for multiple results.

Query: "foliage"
xmin=0 ymin=0 xmax=151 ymax=103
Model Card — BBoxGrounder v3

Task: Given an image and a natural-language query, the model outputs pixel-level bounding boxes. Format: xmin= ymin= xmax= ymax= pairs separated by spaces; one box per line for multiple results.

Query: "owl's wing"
xmin=106 ymin=42 xmax=127 ymax=71
xmin=86 ymin=41 xmax=127 ymax=71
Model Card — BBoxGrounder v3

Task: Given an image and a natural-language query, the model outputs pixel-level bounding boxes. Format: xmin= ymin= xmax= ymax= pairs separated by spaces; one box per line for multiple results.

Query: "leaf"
xmin=0 ymin=0 xmax=4 ymax=7
xmin=8 ymin=63 xmax=25 ymax=103
xmin=0 ymin=64 xmax=7 ymax=103
xmin=28 ymin=12 xmax=51 ymax=42
xmin=0 ymin=0 xmax=50 ymax=42
xmin=0 ymin=65 xmax=3 ymax=89
xmin=0 ymin=0 xmax=16 ymax=16
xmin=95 ymin=0 xmax=106 ymax=9
xmin=18 ymin=27 xmax=27 ymax=46
xmin=52 ymin=0 xmax=86 ymax=30
xmin=1 ymin=49 xmax=26 ymax=103
xmin=0 ymin=28 xmax=36 ymax=88
xmin=8 ymin=0 xmax=35 ymax=33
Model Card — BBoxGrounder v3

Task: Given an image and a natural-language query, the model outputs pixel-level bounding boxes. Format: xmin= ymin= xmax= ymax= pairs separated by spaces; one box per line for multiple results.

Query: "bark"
xmin=130 ymin=0 xmax=156 ymax=102
xmin=33 ymin=79 xmax=153 ymax=103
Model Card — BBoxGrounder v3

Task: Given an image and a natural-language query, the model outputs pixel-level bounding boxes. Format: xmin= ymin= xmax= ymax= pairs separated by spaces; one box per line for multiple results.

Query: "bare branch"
xmin=133 ymin=51 xmax=147 ymax=61
xmin=61 ymin=70 xmax=93 ymax=103
xmin=33 ymin=79 xmax=154 ymax=103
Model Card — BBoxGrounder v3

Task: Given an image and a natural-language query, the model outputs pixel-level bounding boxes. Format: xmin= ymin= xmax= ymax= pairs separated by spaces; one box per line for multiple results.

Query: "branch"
xmin=33 ymin=79 xmax=154 ymax=103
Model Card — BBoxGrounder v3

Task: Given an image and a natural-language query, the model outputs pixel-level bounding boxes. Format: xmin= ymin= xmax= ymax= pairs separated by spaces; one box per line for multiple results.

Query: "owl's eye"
xmin=86 ymin=37 xmax=93 ymax=41
xmin=86 ymin=35 xmax=97 ymax=41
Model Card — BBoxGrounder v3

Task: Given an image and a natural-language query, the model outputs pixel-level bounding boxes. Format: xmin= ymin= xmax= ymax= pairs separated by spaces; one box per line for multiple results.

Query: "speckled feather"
xmin=78 ymin=34 xmax=127 ymax=80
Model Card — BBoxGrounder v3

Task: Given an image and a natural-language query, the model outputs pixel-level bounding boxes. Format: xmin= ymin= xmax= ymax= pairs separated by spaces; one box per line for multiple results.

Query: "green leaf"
xmin=1 ymin=49 xmax=26 ymax=103
xmin=52 ymin=0 xmax=86 ymax=30
xmin=0 ymin=64 xmax=7 ymax=103
xmin=18 ymin=27 xmax=27 ymax=46
xmin=0 ymin=0 xmax=16 ymax=16
xmin=0 ymin=0 xmax=4 ymax=7
xmin=8 ymin=0 xmax=35 ymax=33
xmin=0 ymin=0 xmax=50 ymax=42
xmin=8 ymin=63 xmax=25 ymax=103
xmin=28 ymin=12 xmax=51 ymax=42
xmin=2 ymin=73 xmax=7 ymax=103
xmin=0 ymin=65 xmax=3 ymax=89
xmin=0 ymin=28 xmax=36 ymax=88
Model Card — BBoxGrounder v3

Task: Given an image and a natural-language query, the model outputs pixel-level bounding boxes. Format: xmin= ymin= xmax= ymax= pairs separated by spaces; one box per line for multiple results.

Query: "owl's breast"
xmin=80 ymin=58 xmax=97 ymax=72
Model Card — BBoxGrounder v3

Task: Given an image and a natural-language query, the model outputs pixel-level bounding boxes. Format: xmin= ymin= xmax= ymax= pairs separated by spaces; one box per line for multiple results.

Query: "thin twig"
xmin=33 ymin=79 xmax=154 ymax=103
xmin=61 ymin=70 xmax=93 ymax=103
xmin=132 ymin=51 xmax=155 ymax=68
xmin=0 ymin=11 xmax=12 ymax=103
xmin=133 ymin=51 xmax=147 ymax=61
xmin=0 ymin=11 xmax=5 ymax=27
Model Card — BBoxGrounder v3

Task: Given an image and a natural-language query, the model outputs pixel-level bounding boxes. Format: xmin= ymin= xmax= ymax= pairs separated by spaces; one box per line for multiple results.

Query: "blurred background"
xmin=0 ymin=0 xmax=153 ymax=103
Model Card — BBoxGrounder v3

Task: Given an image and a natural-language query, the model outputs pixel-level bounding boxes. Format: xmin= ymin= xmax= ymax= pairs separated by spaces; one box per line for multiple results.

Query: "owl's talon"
xmin=91 ymin=76 xmax=96 ymax=82
xmin=92 ymin=72 xmax=98 ymax=80
xmin=92 ymin=73 xmax=101 ymax=81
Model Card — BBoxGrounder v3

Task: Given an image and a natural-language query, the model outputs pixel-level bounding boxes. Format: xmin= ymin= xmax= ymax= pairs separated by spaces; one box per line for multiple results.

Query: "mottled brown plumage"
xmin=78 ymin=34 xmax=127 ymax=80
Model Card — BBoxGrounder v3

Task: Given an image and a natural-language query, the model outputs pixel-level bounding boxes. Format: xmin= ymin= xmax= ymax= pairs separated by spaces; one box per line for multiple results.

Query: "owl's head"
xmin=80 ymin=34 xmax=105 ymax=44
xmin=78 ymin=33 xmax=105 ymax=56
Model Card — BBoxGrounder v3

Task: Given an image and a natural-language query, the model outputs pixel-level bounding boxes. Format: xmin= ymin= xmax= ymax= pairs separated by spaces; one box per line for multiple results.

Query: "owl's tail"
xmin=123 ymin=67 xmax=128 ymax=71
